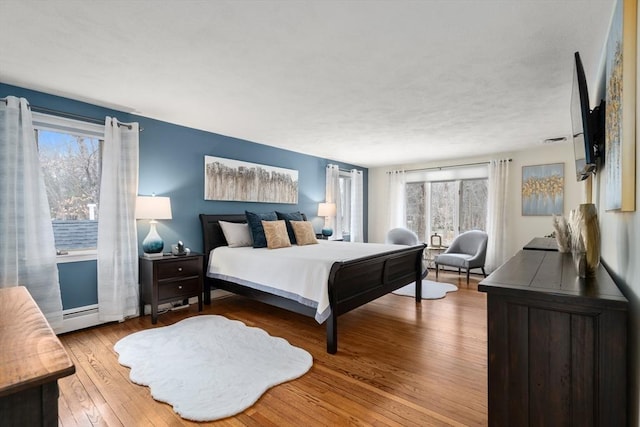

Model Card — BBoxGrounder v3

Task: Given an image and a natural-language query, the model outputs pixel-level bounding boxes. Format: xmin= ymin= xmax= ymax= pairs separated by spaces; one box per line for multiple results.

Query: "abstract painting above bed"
xmin=204 ymin=156 xmax=298 ymax=203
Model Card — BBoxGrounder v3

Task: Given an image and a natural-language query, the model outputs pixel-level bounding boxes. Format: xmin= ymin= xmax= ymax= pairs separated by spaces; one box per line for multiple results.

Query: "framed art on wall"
xmin=204 ymin=155 xmax=298 ymax=203
xmin=605 ymin=0 xmax=636 ymax=211
xmin=521 ymin=163 xmax=564 ymax=216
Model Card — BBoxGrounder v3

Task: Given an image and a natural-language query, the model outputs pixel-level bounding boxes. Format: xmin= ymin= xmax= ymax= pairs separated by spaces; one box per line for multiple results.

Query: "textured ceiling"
xmin=0 ymin=0 xmax=615 ymax=167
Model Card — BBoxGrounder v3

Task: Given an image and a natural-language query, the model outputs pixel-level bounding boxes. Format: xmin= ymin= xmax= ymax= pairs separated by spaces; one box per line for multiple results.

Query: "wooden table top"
xmin=0 ymin=286 xmax=75 ymax=397
xmin=478 ymin=250 xmax=628 ymax=309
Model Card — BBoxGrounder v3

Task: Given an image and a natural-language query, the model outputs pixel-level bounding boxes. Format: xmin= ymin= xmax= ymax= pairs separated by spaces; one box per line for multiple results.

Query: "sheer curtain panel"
xmin=388 ymin=170 xmax=407 ymax=229
xmin=97 ymin=117 xmax=139 ymax=322
xmin=0 ymin=96 xmax=63 ymax=328
xmin=325 ymin=164 xmax=342 ymax=240
xmin=486 ymin=159 xmax=510 ymax=272
xmin=350 ymin=169 xmax=364 ymax=242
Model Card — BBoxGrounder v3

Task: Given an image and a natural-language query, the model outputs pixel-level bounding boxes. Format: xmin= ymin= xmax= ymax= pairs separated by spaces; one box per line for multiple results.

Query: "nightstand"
xmin=139 ymin=253 xmax=203 ymax=324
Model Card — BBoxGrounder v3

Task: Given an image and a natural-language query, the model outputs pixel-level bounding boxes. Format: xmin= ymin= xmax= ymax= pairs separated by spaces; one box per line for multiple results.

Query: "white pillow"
xmin=219 ymin=221 xmax=253 ymax=248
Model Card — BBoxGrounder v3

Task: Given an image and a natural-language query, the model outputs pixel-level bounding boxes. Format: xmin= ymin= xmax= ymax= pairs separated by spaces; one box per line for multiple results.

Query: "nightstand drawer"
xmin=156 ymin=258 xmax=200 ymax=279
xmin=139 ymin=253 xmax=204 ymax=324
xmin=158 ymin=277 xmax=201 ymax=300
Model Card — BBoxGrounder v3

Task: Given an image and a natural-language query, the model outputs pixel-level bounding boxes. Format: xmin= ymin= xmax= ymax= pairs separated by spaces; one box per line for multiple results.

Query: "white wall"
xmin=587 ymin=4 xmax=640 ymax=423
xmin=368 ymin=142 xmax=586 ymax=264
xmin=369 ymin=138 xmax=639 ymax=425
xmin=596 ymin=129 xmax=640 ymax=427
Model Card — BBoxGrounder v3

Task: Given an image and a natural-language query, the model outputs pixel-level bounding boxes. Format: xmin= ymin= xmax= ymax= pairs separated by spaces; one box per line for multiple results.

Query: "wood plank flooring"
xmin=57 ymin=271 xmax=488 ymax=426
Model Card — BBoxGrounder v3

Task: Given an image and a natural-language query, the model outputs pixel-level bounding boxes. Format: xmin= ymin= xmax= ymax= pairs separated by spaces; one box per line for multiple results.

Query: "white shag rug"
xmin=393 ymin=280 xmax=458 ymax=299
xmin=113 ymin=315 xmax=313 ymax=422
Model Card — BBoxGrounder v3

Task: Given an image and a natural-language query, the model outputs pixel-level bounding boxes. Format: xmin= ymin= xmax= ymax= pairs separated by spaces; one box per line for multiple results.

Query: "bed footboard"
xmin=325 ymin=245 xmax=424 ymax=353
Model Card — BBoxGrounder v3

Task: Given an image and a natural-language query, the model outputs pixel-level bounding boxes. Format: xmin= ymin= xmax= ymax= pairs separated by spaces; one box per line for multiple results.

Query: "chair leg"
xmin=435 ymin=263 xmax=439 ymax=279
xmin=466 ymin=269 xmax=470 ymax=285
xmin=481 ymin=267 xmax=486 ymax=277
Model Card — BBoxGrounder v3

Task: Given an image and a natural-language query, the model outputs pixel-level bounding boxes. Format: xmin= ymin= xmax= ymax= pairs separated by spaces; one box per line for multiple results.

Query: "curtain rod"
xmin=31 ymin=105 xmax=141 ymax=131
xmin=1 ymin=98 xmax=142 ymax=131
xmin=388 ymin=158 xmax=512 ymax=174
xmin=326 ymin=164 xmax=359 ymax=173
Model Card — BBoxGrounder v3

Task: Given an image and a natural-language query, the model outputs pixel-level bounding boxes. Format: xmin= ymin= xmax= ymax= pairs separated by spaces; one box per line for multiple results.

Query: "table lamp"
xmin=135 ymin=195 xmax=172 ymax=258
xmin=318 ymin=202 xmax=336 ymax=238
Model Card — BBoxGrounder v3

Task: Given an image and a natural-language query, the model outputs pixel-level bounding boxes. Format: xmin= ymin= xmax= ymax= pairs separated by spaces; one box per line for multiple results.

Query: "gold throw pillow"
xmin=290 ymin=221 xmax=318 ymax=246
xmin=261 ymin=220 xmax=292 ymax=249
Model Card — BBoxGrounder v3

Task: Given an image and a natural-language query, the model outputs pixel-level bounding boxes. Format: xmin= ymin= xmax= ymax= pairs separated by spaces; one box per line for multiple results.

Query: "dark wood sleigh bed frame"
xmin=199 ymin=214 xmax=426 ymax=354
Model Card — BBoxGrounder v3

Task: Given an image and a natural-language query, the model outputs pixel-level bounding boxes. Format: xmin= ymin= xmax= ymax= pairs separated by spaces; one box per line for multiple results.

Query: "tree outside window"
xmin=406 ymin=178 xmax=487 ymax=246
xmin=36 ymin=128 xmax=102 ymax=251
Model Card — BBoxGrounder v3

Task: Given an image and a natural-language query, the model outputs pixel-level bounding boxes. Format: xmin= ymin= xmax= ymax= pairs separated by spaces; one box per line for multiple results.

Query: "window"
xmin=405 ymin=167 xmax=488 ymax=246
xmin=32 ymin=113 xmax=104 ymax=257
xmin=338 ymin=172 xmax=351 ymax=236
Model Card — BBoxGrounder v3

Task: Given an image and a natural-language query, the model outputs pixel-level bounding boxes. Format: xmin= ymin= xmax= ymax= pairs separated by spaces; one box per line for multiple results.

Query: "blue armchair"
xmin=434 ymin=230 xmax=488 ymax=285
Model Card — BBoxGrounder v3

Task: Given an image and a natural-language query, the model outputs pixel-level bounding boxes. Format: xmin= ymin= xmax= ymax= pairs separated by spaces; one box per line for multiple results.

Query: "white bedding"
xmin=207 ymin=240 xmax=412 ymax=323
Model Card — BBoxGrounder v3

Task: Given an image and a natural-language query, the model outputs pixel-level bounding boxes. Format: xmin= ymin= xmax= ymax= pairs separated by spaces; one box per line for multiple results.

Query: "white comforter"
xmin=207 ymin=240 xmax=411 ymax=323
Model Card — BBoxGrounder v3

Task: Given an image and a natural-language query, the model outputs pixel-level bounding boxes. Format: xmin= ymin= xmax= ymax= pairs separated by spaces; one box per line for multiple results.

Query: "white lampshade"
xmin=318 ymin=202 xmax=336 ymax=217
xmin=135 ymin=196 xmax=172 ymax=220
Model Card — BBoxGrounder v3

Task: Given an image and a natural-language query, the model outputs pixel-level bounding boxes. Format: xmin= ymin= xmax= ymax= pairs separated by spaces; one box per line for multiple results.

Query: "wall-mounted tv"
xmin=571 ymin=51 xmax=605 ymax=181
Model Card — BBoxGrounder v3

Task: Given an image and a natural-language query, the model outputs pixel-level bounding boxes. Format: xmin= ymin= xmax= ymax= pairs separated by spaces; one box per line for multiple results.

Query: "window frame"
xmin=338 ymin=171 xmax=352 ymax=236
xmin=32 ymin=112 xmax=104 ymax=263
xmin=405 ymin=165 xmax=489 ymax=245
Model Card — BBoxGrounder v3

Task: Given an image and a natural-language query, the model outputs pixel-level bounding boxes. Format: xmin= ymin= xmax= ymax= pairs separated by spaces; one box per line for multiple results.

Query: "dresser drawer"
xmin=158 ymin=277 xmax=201 ymax=300
xmin=156 ymin=258 xmax=201 ymax=279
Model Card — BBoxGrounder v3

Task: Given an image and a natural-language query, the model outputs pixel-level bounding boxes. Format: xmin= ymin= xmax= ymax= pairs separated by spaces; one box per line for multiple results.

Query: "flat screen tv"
xmin=571 ymin=51 xmax=605 ymax=181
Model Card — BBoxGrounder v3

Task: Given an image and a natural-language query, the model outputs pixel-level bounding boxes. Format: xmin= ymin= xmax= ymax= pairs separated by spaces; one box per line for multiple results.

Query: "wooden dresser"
xmin=0 ymin=286 xmax=75 ymax=426
xmin=478 ymin=250 xmax=628 ymax=426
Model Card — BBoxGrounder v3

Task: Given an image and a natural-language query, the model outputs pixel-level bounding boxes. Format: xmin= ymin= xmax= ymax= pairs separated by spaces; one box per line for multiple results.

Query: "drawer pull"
xmin=178 ymin=285 xmax=183 ymax=290
xmin=178 ymin=267 xmax=183 ymax=272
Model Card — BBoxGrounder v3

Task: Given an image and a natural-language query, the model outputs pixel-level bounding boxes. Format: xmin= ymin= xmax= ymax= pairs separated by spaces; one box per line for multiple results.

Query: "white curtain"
xmin=0 ymin=96 xmax=63 ymax=328
xmin=350 ymin=169 xmax=364 ymax=242
xmin=325 ymin=164 xmax=342 ymax=240
xmin=388 ymin=170 xmax=406 ymax=229
xmin=486 ymin=159 xmax=510 ymax=272
xmin=97 ymin=117 xmax=139 ymax=321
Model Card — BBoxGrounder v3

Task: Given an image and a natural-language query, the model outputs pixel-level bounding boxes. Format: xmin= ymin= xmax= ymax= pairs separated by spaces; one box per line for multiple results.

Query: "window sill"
xmin=56 ymin=250 xmax=97 ymax=264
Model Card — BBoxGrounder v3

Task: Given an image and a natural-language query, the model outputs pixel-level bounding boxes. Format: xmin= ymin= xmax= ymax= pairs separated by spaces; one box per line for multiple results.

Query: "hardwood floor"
xmin=57 ymin=271 xmax=488 ymax=426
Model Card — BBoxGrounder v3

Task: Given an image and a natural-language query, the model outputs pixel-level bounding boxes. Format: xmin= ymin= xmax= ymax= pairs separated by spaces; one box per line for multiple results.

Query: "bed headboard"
xmin=199 ymin=214 xmax=246 ymax=255
xmin=199 ymin=212 xmax=308 ymax=267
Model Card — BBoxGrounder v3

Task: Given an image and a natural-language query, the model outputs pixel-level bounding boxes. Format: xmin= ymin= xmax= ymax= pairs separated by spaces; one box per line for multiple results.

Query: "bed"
xmin=200 ymin=214 xmax=425 ymax=354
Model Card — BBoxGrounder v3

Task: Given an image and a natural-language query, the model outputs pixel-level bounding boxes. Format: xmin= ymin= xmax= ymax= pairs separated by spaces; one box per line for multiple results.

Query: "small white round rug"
xmin=393 ymin=280 xmax=458 ymax=299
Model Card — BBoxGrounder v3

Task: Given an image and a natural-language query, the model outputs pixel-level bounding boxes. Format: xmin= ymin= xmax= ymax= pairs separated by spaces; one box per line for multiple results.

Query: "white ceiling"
xmin=0 ymin=0 xmax=615 ymax=168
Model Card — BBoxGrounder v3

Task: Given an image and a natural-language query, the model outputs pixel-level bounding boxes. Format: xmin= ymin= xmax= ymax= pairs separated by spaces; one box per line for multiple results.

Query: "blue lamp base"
xmin=321 ymin=228 xmax=333 ymax=238
xmin=142 ymin=221 xmax=164 ymax=258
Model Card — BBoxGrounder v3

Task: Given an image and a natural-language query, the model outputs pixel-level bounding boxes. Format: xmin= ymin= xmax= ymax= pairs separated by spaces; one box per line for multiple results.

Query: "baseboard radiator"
xmin=56 ymin=304 xmax=104 ymax=334
xmin=55 ymin=291 xmax=231 ymax=334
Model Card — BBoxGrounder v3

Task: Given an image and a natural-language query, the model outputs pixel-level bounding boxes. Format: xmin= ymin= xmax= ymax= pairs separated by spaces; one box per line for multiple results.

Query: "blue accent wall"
xmin=58 ymin=261 xmax=98 ymax=309
xmin=1 ymin=83 xmax=368 ymax=309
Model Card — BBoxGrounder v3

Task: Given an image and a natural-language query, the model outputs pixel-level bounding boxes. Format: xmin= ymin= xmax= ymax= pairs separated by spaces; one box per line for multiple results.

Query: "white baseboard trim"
xmin=56 ymin=304 xmax=105 ymax=334
xmin=211 ymin=289 xmax=234 ymax=299
xmin=56 ymin=290 xmax=234 ymax=334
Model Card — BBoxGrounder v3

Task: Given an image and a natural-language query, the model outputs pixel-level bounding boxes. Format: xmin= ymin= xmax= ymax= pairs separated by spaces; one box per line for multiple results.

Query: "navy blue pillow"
xmin=245 ymin=211 xmax=278 ymax=248
xmin=276 ymin=211 xmax=304 ymax=244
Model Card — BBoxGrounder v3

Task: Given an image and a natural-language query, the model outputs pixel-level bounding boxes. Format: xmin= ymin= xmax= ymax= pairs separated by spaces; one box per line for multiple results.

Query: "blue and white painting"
xmin=522 ymin=163 xmax=564 ymax=216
